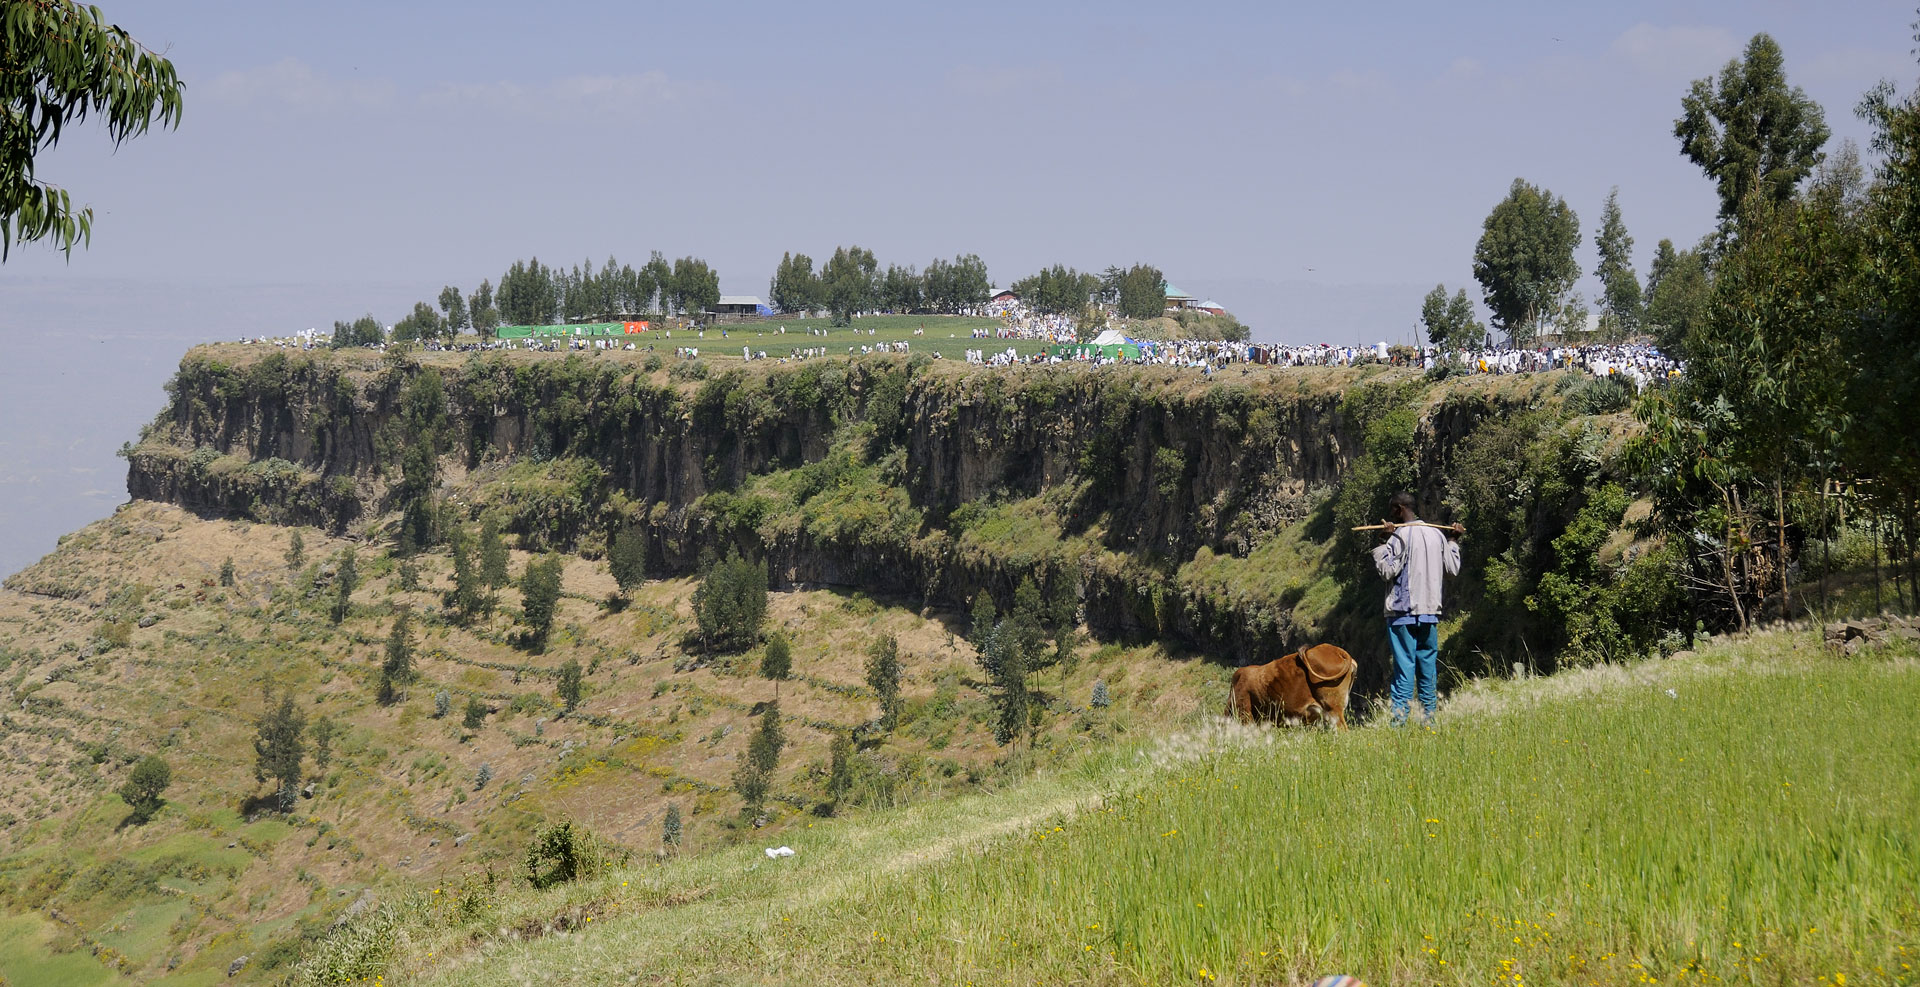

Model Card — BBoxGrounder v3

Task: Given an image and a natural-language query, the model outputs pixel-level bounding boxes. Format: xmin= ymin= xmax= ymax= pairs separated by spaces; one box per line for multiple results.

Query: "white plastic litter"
xmin=764 ymin=846 xmax=795 ymax=859
xmin=1665 ymin=689 xmax=1677 ymax=699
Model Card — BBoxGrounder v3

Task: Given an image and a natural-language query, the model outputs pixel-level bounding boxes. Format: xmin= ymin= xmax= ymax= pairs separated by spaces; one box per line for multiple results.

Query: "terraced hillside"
xmin=0 ymin=502 xmax=1220 ymax=985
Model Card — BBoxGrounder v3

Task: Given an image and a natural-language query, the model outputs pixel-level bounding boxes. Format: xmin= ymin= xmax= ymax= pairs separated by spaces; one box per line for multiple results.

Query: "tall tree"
xmin=381 ymin=607 xmax=416 ymax=698
xmin=1117 ymin=264 xmax=1167 ymax=320
xmin=642 ymin=252 xmax=673 ymax=313
xmin=692 ymin=550 xmax=768 ymax=653
xmin=2 ymin=1 xmax=185 ymax=257
xmin=468 ymin=279 xmax=499 ymax=334
xmin=1472 ymin=178 xmax=1581 ymax=345
xmin=1011 ymin=264 xmax=1100 ymax=316
xmin=1643 ymin=237 xmax=1712 ymax=352
xmin=519 ymin=553 xmax=564 ymax=651
xmin=1419 ymin=284 xmax=1483 ymax=350
xmin=881 ymin=263 xmax=924 ymax=312
xmin=1850 ymin=51 xmax=1920 ymax=601
xmin=331 ymin=315 xmax=384 ymax=349
xmin=253 ymin=691 xmax=306 ymax=812
xmin=669 ymin=256 xmax=720 ymax=315
xmin=732 ymin=700 xmax=785 ymax=816
xmin=864 ymin=634 xmax=902 ymax=730
xmin=769 ymin=251 xmax=820 ymax=314
xmin=820 ymin=245 xmax=879 ymax=325
xmin=1676 ymin=33 xmax=1830 ymax=228
xmin=975 ymin=618 xmax=1028 ymax=746
xmin=437 ymin=285 xmax=469 ymax=334
xmin=329 ymin=547 xmax=358 ymax=625
xmin=1593 ymin=187 xmax=1643 ymax=336
xmin=950 ymin=253 xmax=991 ymax=312
xmin=608 ymin=524 xmax=646 ymax=597
xmin=478 ymin=517 xmax=511 ymax=588
xmin=825 ymin=733 xmax=853 ymax=810
xmin=447 ymin=528 xmax=486 ymax=622
xmin=760 ymin=631 xmax=792 ymax=698
xmin=309 ymin=715 xmax=338 ymax=771
xmin=391 ymin=300 xmax=446 ymax=343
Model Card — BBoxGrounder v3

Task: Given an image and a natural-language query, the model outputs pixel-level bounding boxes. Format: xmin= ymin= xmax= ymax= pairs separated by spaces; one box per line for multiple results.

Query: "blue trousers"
xmin=1386 ymin=621 xmax=1439 ymax=722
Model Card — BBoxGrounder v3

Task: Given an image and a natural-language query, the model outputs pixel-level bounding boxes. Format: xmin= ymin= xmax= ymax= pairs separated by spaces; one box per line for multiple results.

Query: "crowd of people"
xmin=973 ymin=308 xmax=1080 ymax=344
xmin=986 ymin=336 xmax=1683 ymax=388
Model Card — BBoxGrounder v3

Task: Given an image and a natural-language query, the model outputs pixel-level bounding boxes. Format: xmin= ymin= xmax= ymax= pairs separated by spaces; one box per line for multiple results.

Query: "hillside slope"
xmin=0 ymin=502 xmax=1221 ymax=985
xmin=378 ymin=636 xmax=1919 ymax=987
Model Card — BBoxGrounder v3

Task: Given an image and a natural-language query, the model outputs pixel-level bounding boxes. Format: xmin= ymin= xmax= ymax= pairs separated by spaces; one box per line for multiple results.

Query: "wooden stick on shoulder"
xmin=1351 ymin=520 xmax=1467 ymax=533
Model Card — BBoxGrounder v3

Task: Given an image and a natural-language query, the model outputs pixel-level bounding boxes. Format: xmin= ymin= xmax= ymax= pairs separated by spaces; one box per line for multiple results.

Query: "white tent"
xmin=1091 ymin=329 xmax=1131 ymax=346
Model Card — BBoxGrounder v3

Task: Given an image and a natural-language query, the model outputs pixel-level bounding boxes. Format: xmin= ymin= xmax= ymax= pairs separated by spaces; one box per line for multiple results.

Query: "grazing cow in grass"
xmin=1226 ymin=644 xmax=1356 ymax=730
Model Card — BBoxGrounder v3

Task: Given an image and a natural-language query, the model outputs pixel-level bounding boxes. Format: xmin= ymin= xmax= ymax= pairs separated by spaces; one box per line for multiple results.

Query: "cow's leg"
xmin=1313 ymin=682 xmax=1350 ymax=731
xmin=1228 ymin=685 xmax=1253 ymax=722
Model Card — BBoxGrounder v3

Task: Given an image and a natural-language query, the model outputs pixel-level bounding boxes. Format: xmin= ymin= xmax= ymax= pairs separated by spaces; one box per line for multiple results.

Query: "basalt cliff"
xmin=125 ymin=345 xmax=1625 ymax=691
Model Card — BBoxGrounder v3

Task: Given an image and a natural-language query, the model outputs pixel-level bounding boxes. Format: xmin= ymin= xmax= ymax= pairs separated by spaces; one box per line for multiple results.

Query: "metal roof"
xmin=716 ymin=295 xmax=764 ymax=306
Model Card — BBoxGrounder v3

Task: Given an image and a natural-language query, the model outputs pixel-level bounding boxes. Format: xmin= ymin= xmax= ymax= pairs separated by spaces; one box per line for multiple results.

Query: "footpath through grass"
xmin=401 ymin=639 xmax=1918 ymax=987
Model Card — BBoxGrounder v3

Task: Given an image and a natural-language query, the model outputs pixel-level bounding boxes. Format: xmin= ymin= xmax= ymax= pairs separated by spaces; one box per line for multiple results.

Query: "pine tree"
xmin=864 ymin=635 xmax=902 ymax=730
xmin=219 ymin=557 xmax=235 ymax=587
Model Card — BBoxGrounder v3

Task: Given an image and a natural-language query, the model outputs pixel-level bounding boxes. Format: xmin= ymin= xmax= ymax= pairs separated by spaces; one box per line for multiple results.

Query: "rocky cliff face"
xmin=128 ymin=346 xmax=1557 ymax=679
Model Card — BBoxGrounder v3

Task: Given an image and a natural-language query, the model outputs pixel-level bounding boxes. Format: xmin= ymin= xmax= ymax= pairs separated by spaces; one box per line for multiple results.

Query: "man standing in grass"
xmin=1371 ymin=492 xmax=1462 ymax=725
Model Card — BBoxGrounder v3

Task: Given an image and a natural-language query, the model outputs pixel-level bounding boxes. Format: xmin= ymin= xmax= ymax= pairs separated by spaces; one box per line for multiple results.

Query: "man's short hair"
xmin=1389 ymin=491 xmax=1416 ymax=512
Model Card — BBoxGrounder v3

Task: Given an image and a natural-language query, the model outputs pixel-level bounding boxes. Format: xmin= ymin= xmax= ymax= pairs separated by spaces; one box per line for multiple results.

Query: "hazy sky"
xmin=8 ymin=1 xmax=1915 ymax=332
xmin=1 ymin=0 xmax=1915 ymax=575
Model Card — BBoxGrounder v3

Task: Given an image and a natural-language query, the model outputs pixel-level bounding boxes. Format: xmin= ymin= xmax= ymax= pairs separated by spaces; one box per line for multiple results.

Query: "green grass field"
xmin=636 ymin=314 xmax=1059 ymax=364
xmin=357 ymin=634 xmax=1917 ymax=987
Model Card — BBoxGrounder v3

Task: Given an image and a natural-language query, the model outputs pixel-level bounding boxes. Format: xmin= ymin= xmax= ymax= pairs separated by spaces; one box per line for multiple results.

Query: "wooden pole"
xmin=1350 ymin=521 xmax=1466 ymax=534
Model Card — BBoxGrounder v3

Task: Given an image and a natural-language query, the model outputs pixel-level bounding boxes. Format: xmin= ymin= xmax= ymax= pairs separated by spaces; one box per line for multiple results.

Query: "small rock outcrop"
xmin=1824 ymin=615 xmax=1920 ymax=655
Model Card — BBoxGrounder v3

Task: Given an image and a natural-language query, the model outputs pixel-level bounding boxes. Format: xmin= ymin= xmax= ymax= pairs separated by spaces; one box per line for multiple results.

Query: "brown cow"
xmin=1225 ymin=644 xmax=1356 ymax=730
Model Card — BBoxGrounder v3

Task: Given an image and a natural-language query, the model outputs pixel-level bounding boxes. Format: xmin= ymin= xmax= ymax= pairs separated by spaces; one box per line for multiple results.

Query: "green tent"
xmin=495 ymin=322 xmax=632 ymax=340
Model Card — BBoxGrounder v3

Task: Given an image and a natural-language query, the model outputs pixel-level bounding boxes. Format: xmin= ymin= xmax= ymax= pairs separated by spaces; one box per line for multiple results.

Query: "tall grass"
xmin=859 ymin=658 xmax=1919 ymax=985
xmin=404 ymin=648 xmax=1918 ymax=986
